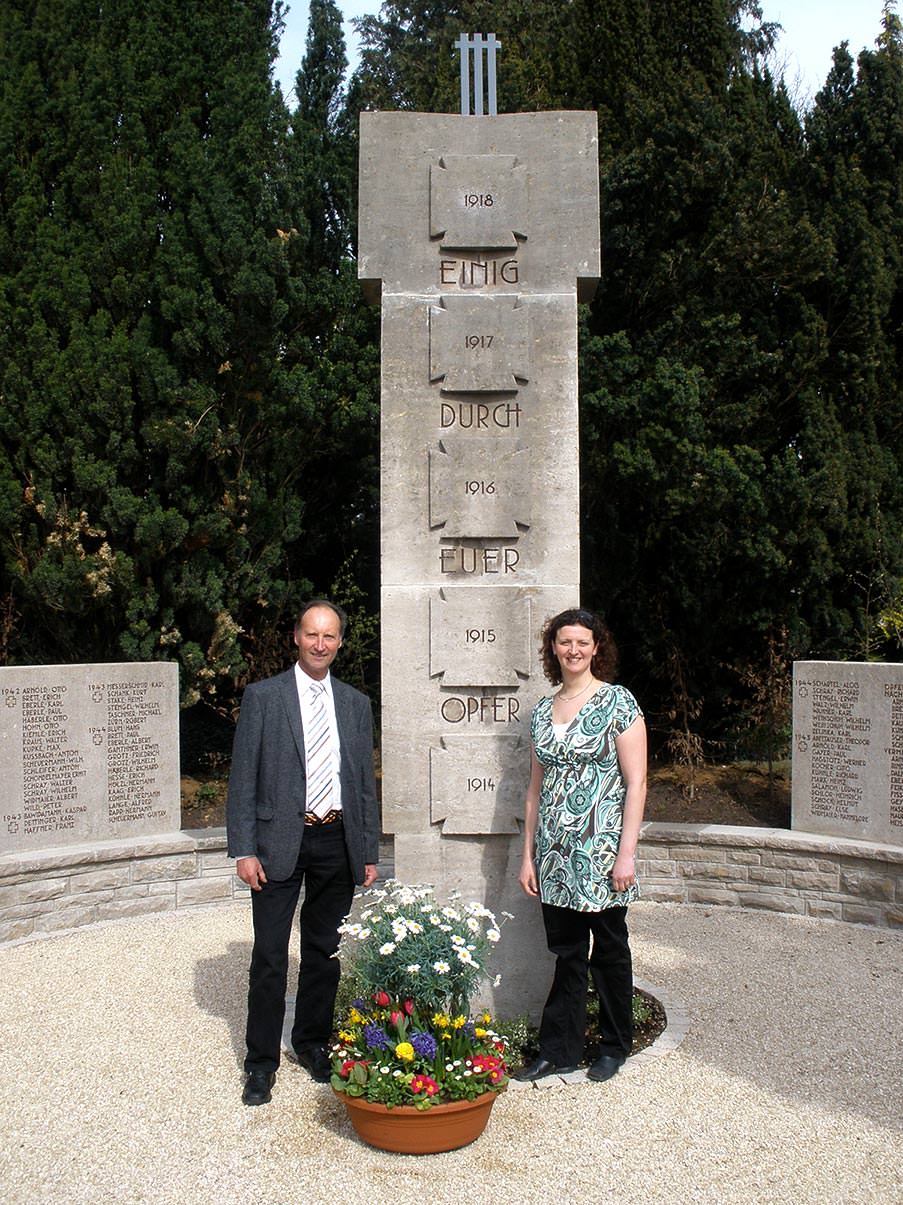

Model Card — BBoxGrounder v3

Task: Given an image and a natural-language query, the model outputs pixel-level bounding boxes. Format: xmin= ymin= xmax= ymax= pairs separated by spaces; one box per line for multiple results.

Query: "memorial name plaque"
xmin=792 ymin=660 xmax=903 ymax=845
xmin=1 ymin=662 xmax=180 ymax=855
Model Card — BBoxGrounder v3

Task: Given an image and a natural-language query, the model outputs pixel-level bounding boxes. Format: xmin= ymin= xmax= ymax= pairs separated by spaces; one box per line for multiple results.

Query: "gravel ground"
xmin=1 ymin=900 xmax=901 ymax=1205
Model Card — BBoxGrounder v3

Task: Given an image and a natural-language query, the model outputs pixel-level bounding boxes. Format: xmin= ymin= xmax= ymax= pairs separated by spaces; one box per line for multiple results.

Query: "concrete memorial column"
xmin=359 ymin=109 xmax=600 ymax=1014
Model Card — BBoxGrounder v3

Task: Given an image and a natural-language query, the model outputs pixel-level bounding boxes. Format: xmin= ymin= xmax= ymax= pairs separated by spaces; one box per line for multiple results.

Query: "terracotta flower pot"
xmin=334 ymin=1088 xmax=501 ymax=1154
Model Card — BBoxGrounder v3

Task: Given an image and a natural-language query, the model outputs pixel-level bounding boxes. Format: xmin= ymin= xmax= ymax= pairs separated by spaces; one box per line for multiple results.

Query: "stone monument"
xmin=0 ymin=662 xmax=180 ymax=855
xmin=792 ymin=659 xmax=903 ymax=845
xmin=358 ymin=38 xmax=600 ymax=1013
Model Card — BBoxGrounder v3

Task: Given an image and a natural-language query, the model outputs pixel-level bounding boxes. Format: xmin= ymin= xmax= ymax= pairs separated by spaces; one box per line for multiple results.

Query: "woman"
xmin=516 ymin=607 xmax=647 ymax=1083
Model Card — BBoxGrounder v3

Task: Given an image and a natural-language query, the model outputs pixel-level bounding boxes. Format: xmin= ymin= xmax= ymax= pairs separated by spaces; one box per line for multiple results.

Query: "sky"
xmin=274 ymin=0 xmax=889 ymax=109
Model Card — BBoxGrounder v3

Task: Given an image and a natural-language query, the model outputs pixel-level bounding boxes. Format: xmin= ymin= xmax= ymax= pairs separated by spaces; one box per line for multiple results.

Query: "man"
xmin=226 ymin=599 xmax=380 ymax=1106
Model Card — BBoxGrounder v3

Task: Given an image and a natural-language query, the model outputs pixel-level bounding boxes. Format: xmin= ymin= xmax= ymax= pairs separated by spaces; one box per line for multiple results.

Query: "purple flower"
xmin=411 ymin=1031 xmax=437 ymax=1060
xmin=363 ymin=1025 xmax=389 ymax=1050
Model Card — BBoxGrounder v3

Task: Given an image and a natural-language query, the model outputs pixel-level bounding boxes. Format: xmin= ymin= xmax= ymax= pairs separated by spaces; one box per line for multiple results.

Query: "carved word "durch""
xmin=440 ymin=402 xmax=522 ymax=429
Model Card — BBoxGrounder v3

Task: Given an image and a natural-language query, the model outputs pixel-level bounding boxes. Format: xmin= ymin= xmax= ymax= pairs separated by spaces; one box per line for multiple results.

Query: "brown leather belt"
xmin=304 ymin=809 xmax=342 ymax=826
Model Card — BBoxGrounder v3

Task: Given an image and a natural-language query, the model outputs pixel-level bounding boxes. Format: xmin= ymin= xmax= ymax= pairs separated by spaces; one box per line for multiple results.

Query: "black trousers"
xmin=244 ymin=821 xmax=354 ymax=1074
xmin=538 ymin=902 xmax=633 ymax=1065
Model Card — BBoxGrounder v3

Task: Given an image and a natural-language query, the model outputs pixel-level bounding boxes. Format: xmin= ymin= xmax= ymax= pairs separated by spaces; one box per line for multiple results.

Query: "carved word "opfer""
xmin=440 ymin=695 xmax=521 ymax=723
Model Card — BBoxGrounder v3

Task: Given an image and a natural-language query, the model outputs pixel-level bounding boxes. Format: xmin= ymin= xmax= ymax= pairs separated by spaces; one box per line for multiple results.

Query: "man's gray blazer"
xmin=226 ymin=667 xmax=380 ymax=883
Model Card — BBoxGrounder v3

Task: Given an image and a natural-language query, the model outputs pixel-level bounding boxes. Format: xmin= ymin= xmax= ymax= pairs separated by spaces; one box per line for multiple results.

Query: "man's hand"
xmin=236 ymin=856 xmax=267 ymax=891
xmin=363 ymin=863 xmax=379 ymax=888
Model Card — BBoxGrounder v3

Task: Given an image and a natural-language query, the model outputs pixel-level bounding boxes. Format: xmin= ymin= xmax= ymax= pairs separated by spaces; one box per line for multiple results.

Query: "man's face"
xmin=294 ymin=606 xmax=343 ymax=680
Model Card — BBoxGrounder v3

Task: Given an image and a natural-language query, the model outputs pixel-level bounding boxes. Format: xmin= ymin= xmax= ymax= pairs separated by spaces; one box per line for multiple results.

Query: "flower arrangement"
xmin=330 ymin=880 xmax=511 ymax=1109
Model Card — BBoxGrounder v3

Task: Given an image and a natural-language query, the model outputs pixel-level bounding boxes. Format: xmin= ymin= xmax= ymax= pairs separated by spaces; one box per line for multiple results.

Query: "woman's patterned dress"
xmin=531 ymin=684 xmax=642 ymax=912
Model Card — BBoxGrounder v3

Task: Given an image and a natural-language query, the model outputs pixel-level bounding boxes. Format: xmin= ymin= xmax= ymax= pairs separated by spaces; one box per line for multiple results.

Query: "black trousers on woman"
xmin=538 ymin=902 xmax=633 ymax=1066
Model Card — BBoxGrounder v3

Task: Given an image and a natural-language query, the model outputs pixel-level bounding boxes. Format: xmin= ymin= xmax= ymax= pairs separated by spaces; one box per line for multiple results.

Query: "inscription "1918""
xmin=464 ymin=193 xmax=493 ymax=207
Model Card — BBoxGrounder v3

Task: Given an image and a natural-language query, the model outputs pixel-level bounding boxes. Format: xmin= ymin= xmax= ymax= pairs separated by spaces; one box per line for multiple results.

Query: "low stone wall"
xmin=0 ymin=831 xmax=246 ymax=944
xmin=1 ymin=822 xmax=901 ymax=944
xmin=637 ymin=823 xmax=903 ymax=927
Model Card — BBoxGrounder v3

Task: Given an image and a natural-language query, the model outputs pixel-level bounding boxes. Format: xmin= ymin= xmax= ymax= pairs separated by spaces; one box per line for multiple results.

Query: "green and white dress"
xmin=531 ymin=683 xmax=642 ymax=912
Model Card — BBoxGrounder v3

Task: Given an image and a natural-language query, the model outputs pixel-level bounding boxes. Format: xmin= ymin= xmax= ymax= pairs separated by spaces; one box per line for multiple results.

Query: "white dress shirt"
xmin=295 ymin=662 xmax=343 ymax=812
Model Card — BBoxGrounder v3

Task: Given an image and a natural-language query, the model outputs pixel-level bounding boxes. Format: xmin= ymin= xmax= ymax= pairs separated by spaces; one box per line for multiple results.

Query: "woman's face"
xmin=553 ymin=624 xmax=598 ymax=677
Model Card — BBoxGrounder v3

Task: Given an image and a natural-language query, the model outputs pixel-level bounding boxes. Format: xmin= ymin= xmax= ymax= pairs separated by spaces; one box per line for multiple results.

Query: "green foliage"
xmin=0 ymin=0 xmax=381 ymax=715
xmin=2 ymin=0 xmax=901 ymax=748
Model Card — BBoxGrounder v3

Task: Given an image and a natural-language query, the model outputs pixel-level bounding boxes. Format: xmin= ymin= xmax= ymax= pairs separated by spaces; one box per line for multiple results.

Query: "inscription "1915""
xmin=466 ymin=628 xmax=496 ymax=644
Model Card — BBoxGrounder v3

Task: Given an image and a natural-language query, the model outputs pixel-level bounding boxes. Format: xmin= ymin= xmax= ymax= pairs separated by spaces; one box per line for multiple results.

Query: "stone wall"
xmin=1 ymin=823 xmax=900 ymax=945
xmin=638 ymin=824 xmax=903 ymax=927
xmin=0 ymin=832 xmax=246 ymax=944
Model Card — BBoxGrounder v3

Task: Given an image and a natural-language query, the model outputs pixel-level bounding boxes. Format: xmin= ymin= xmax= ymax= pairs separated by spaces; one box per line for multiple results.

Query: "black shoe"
xmin=294 ymin=1044 xmax=332 ymax=1083
xmin=587 ymin=1053 xmax=625 ymax=1083
xmin=242 ymin=1069 xmax=275 ymax=1106
xmin=513 ymin=1056 xmax=578 ymax=1082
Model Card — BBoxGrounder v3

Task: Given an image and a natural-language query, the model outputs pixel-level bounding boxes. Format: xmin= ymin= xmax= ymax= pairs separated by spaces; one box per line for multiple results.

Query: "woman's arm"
xmin=517 ymin=747 xmax=545 ymax=897
xmin=612 ymin=716 xmax=648 ymax=893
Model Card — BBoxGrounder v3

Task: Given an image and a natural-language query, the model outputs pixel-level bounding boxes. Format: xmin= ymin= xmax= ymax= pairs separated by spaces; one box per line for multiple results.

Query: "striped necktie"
xmin=305 ymin=681 xmax=334 ymax=818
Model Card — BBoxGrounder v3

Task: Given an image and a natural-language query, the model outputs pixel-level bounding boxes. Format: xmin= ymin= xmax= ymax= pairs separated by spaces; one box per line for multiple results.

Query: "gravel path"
xmin=1 ymin=901 xmax=901 ymax=1204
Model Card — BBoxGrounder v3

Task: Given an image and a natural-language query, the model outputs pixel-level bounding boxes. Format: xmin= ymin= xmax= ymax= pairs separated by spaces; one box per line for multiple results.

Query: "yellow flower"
xmin=432 ymin=1013 xmax=450 ymax=1028
xmin=348 ymin=1008 xmax=364 ymax=1025
xmin=474 ymin=1027 xmax=487 ymax=1038
xmin=452 ymin=1015 xmax=466 ymax=1029
xmin=395 ymin=1042 xmax=415 ymax=1062
xmin=442 ymin=1031 xmax=452 ymax=1041
xmin=338 ymin=1029 xmax=356 ymax=1043
xmin=482 ymin=1012 xmax=492 ymax=1025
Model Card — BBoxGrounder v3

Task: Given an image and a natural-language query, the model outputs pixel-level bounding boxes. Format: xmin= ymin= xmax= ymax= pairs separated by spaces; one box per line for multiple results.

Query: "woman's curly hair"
xmin=539 ymin=608 xmax=618 ymax=686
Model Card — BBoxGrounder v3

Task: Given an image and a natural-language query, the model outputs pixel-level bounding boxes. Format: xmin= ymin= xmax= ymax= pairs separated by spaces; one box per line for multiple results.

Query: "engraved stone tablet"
xmin=792 ymin=660 xmax=903 ymax=844
xmin=0 ymin=662 xmax=180 ymax=854
xmin=429 ymin=437 xmax=530 ymax=537
xmin=430 ymin=155 xmax=527 ymax=250
xmin=430 ymin=294 xmax=529 ymax=392
xmin=430 ymin=734 xmax=530 ymax=833
xmin=429 ymin=587 xmax=531 ymax=687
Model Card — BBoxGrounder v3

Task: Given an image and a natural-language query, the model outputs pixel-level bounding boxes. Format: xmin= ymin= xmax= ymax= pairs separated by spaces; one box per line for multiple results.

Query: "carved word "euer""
xmin=440 ymin=546 xmax=519 ymax=574
xmin=440 ymin=402 xmax=522 ymax=429
xmin=440 ymin=258 xmax=519 ymax=287
xmin=440 ymin=695 xmax=520 ymax=723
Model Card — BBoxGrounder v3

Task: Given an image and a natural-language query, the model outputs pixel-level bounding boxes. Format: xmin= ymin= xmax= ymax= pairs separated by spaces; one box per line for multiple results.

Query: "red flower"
xmin=411 ymin=1074 xmax=440 ymax=1096
xmin=403 ymin=999 xmax=414 ymax=1015
xmin=374 ymin=990 xmax=390 ymax=1007
xmin=471 ymin=1053 xmax=504 ymax=1077
xmin=390 ymin=1010 xmax=401 ymax=1025
xmin=340 ymin=1059 xmax=369 ymax=1078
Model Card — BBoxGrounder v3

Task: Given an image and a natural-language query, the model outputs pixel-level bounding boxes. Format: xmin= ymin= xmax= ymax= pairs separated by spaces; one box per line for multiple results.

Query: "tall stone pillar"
xmin=359 ymin=112 xmax=600 ymax=1015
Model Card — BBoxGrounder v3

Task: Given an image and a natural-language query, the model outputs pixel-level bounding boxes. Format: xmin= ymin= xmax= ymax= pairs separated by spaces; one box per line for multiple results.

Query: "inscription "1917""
xmin=465 ymin=334 xmax=493 ymax=349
